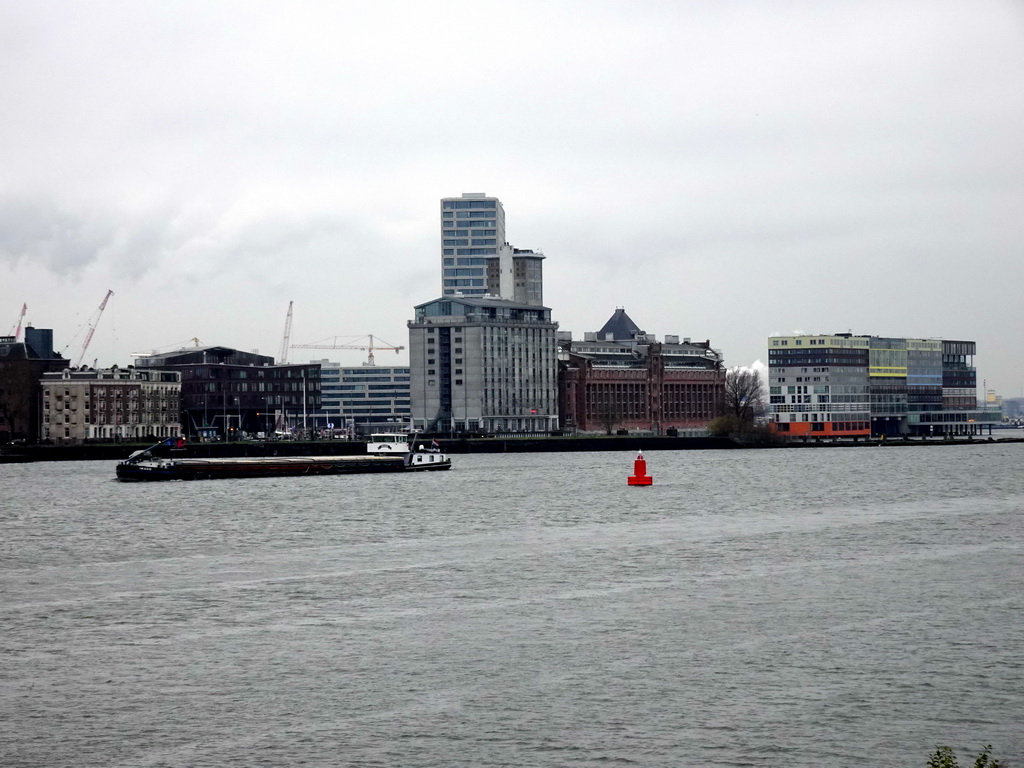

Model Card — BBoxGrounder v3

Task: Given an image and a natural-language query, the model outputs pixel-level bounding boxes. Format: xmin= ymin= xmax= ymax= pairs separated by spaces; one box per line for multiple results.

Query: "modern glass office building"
xmin=440 ymin=192 xmax=506 ymax=297
xmin=308 ymin=360 xmax=411 ymax=435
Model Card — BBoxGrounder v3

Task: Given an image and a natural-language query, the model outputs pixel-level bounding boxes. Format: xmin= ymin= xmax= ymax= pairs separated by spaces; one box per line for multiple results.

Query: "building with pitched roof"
xmin=558 ymin=309 xmax=725 ymax=435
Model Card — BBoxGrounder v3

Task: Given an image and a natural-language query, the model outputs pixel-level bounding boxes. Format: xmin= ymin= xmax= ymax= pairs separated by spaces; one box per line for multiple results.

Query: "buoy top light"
xmin=628 ymin=450 xmax=652 ymax=486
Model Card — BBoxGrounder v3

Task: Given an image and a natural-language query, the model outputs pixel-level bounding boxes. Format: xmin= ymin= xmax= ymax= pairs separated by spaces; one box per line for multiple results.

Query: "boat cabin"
xmin=366 ymin=433 xmax=411 ymax=454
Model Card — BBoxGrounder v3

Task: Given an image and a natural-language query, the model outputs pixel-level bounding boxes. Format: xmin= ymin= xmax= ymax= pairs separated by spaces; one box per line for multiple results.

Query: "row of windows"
xmin=774 ymin=421 xmax=870 ymax=432
xmin=444 ymin=268 xmax=485 ymax=277
xmin=442 ymin=200 xmax=497 ymax=209
xmin=443 ymin=239 xmax=496 ymax=247
xmin=441 ymin=227 xmax=497 ymax=236
xmin=771 ymin=338 xmax=868 ymax=348
xmin=187 ymin=367 xmax=319 ymax=379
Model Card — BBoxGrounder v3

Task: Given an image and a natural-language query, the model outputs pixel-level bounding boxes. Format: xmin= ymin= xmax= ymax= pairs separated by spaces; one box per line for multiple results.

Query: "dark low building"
xmin=133 ymin=346 xmax=321 ymax=439
xmin=558 ymin=309 xmax=725 ymax=435
xmin=0 ymin=327 xmax=70 ymax=443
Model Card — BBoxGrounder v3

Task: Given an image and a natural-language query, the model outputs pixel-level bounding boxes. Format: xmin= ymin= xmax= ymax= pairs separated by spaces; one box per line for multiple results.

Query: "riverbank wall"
xmin=3 ymin=433 xmax=1022 ymax=463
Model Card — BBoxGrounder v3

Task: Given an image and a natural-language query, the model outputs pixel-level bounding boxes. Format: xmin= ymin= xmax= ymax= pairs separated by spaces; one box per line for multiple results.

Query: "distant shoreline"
xmin=3 ymin=433 xmax=1022 ymax=464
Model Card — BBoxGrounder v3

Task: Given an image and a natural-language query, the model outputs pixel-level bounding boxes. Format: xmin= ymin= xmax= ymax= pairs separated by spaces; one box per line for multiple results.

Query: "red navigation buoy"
xmin=628 ymin=450 xmax=652 ymax=486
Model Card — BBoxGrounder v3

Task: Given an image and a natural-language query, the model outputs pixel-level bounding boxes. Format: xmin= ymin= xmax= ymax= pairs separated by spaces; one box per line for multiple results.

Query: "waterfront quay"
xmin=3 ymin=433 xmax=1023 ymax=464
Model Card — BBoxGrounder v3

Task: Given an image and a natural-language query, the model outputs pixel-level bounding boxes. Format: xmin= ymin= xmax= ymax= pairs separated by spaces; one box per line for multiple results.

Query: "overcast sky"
xmin=2 ymin=1 xmax=1022 ymax=394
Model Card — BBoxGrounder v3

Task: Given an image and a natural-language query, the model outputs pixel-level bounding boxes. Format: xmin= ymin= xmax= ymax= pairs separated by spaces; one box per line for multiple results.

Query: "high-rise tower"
xmin=414 ymin=192 xmax=556 ymax=434
xmin=440 ymin=192 xmax=505 ymax=297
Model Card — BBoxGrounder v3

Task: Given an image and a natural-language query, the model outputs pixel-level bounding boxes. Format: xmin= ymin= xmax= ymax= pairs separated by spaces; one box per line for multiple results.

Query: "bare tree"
xmin=721 ymin=367 xmax=765 ymax=424
xmin=598 ymin=403 xmax=618 ymax=435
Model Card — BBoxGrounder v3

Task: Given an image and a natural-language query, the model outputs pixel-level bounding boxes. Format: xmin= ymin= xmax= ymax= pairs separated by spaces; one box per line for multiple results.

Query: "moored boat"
xmin=115 ymin=434 xmax=451 ymax=481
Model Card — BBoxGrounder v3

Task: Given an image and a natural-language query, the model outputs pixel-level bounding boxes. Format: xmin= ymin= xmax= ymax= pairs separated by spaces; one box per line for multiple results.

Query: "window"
xmin=455 ymin=379 xmax=463 ymax=386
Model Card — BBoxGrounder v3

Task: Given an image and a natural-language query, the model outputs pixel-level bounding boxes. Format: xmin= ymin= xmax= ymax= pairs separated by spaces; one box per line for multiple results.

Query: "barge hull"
xmin=116 ymin=455 xmax=450 ymax=481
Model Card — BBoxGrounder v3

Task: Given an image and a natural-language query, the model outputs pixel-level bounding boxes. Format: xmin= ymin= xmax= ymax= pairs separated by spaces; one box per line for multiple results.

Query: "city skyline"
xmin=2 ymin=2 xmax=1022 ymax=394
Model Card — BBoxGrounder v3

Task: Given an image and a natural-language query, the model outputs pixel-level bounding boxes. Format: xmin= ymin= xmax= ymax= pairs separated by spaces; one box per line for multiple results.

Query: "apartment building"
xmin=41 ymin=366 xmax=181 ymax=444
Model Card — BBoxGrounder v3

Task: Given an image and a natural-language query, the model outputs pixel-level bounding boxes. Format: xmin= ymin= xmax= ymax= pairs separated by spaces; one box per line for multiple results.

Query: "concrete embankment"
xmin=6 ymin=435 xmax=736 ymax=463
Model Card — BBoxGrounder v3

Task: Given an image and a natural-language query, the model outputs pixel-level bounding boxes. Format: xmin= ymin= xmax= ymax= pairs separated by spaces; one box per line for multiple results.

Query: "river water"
xmin=2 ymin=443 xmax=1022 ymax=767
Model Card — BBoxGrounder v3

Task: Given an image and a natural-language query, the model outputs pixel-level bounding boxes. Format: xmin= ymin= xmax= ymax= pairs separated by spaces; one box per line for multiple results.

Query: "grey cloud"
xmin=0 ymin=198 xmax=118 ymax=274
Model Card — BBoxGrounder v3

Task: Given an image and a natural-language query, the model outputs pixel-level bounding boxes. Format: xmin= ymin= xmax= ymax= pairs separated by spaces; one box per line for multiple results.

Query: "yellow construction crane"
xmin=291 ymin=334 xmax=404 ymax=366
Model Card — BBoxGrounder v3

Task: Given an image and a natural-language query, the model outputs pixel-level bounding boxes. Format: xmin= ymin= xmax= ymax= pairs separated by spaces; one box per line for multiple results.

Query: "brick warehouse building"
xmin=558 ymin=309 xmax=725 ymax=435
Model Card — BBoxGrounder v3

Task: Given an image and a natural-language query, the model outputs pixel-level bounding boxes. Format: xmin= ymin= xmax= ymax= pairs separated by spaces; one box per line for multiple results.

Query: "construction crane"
xmin=279 ymin=301 xmax=293 ymax=364
xmin=130 ymin=337 xmax=203 ymax=359
xmin=8 ymin=303 xmax=27 ymax=341
xmin=64 ymin=289 xmax=113 ymax=367
xmin=291 ymin=334 xmax=405 ymax=366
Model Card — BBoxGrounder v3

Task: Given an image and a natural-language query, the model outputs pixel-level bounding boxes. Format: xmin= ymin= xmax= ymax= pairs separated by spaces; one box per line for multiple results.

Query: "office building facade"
xmin=767 ymin=333 xmax=999 ymax=437
xmin=307 ymin=360 xmax=411 ymax=435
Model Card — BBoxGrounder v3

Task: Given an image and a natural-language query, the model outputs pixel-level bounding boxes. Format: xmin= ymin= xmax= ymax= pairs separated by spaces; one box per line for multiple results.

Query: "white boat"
xmin=366 ymin=433 xmax=413 ymax=454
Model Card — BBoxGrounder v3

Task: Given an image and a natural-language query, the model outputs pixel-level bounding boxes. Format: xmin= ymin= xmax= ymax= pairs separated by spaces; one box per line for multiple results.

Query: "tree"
xmin=598 ymin=402 xmax=619 ymax=435
xmin=927 ymin=744 xmax=1002 ymax=768
xmin=721 ymin=366 xmax=766 ymax=424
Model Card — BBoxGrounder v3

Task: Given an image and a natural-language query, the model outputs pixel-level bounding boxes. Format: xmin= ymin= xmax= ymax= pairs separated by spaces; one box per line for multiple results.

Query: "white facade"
xmin=305 ymin=360 xmax=411 ymax=435
xmin=41 ymin=367 xmax=181 ymax=444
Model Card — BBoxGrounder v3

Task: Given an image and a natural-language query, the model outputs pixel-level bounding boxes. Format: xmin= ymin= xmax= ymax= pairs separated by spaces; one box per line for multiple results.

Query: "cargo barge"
xmin=115 ymin=434 xmax=451 ymax=481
